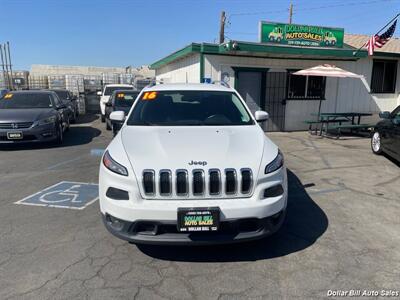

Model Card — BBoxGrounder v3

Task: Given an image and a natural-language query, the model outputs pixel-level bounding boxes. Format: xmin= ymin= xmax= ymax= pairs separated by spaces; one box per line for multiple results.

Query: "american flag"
xmin=366 ymin=20 xmax=397 ymax=56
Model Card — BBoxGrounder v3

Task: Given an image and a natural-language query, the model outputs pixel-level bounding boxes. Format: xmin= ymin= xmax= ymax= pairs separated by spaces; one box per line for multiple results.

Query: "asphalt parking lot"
xmin=0 ymin=115 xmax=399 ymax=299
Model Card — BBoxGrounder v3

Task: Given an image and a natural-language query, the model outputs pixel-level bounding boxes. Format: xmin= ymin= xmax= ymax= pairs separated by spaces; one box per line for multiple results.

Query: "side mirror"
xmin=379 ymin=111 xmax=391 ymax=119
xmin=255 ymin=110 xmax=269 ymax=122
xmin=97 ymin=91 xmax=102 ymax=96
xmin=110 ymin=111 xmax=125 ymax=123
xmin=105 ymin=102 xmax=112 ymax=107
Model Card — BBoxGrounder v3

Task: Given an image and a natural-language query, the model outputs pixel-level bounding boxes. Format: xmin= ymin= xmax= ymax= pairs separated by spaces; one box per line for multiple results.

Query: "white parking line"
xmin=47 ymin=156 xmax=86 ymax=170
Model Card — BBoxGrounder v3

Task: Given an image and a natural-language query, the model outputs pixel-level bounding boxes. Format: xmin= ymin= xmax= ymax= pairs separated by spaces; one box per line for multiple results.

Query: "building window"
xmin=287 ymin=70 xmax=326 ymax=100
xmin=371 ymin=60 xmax=397 ymax=93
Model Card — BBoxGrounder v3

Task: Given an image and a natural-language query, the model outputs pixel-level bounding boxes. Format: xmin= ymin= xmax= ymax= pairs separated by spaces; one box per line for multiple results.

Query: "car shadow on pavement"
xmin=61 ymin=126 xmax=102 ymax=147
xmin=137 ymin=169 xmax=329 ymax=262
xmin=73 ymin=114 xmax=99 ymax=124
xmin=0 ymin=126 xmax=101 ymax=151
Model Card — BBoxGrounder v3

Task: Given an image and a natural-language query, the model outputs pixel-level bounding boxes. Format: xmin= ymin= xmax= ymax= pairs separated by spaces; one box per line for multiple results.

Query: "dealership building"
xmin=150 ymin=22 xmax=400 ymax=131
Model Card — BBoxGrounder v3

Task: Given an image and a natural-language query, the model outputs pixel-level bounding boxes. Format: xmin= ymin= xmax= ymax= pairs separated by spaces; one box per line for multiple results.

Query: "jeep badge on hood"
xmin=188 ymin=160 xmax=208 ymax=166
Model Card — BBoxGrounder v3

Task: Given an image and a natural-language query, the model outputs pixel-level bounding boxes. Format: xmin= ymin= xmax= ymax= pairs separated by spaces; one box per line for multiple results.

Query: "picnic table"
xmin=305 ymin=112 xmax=374 ymax=138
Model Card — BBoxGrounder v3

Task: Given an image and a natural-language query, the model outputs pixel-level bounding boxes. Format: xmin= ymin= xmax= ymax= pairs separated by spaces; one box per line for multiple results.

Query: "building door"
xmin=265 ymin=72 xmax=286 ymax=131
xmin=236 ymin=71 xmax=263 ymax=115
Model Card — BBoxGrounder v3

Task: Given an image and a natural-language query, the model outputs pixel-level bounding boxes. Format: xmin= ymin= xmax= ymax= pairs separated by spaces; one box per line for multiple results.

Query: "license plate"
xmin=7 ymin=131 xmax=23 ymax=140
xmin=177 ymin=207 xmax=220 ymax=232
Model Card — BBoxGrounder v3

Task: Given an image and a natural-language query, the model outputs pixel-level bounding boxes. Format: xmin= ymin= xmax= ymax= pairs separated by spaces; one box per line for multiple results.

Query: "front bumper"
xmin=0 ymin=124 xmax=57 ymax=144
xmin=99 ymin=165 xmax=288 ymax=244
xmin=102 ymin=209 xmax=286 ymax=245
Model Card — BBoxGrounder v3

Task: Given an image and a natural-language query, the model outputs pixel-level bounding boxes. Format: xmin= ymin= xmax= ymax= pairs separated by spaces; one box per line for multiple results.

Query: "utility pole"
xmin=219 ymin=11 xmax=226 ymax=44
xmin=0 ymin=45 xmax=7 ymax=89
xmin=3 ymin=44 xmax=12 ymax=90
xmin=6 ymin=42 xmax=14 ymax=90
xmin=1 ymin=44 xmax=11 ymax=90
xmin=289 ymin=2 xmax=293 ymax=24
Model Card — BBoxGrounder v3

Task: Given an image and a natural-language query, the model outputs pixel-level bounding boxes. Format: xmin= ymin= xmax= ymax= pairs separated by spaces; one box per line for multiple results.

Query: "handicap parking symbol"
xmin=15 ymin=181 xmax=99 ymax=210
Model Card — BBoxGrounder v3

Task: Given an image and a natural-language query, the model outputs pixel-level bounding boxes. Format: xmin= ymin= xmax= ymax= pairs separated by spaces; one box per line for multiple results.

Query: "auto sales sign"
xmin=259 ymin=21 xmax=344 ymax=48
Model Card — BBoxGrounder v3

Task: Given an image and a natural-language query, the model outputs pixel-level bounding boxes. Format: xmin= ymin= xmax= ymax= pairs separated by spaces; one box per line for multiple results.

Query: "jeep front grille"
xmin=142 ymin=168 xmax=253 ymax=198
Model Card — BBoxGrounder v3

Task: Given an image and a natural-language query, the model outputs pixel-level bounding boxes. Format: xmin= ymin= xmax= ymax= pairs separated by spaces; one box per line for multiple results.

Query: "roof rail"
xmin=211 ymin=80 xmax=230 ymax=88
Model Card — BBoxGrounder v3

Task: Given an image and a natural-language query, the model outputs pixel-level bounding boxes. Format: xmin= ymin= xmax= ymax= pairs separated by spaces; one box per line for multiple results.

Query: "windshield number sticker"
xmin=117 ymin=93 xmax=125 ymax=98
xmin=142 ymin=91 xmax=157 ymax=100
xmin=4 ymin=94 xmax=13 ymax=99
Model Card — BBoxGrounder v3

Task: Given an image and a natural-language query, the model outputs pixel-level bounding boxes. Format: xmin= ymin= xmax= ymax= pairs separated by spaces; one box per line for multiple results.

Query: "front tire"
xmin=106 ymin=119 xmax=111 ymax=130
xmin=55 ymin=124 xmax=63 ymax=145
xmin=65 ymin=118 xmax=70 ymax=132
xmin=101 ymin=114 xmax=105 ymax=122
xmin=371 ymin=131 xmax=382 ymax=154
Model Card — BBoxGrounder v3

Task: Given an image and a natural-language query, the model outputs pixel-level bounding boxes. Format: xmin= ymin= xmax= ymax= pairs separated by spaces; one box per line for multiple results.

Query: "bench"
xmin=304 ymin=118 xmax=351 ymax=135
xmin=304 ymin=120 xmax=321 ymax=134
xmin=327 ymin=124 xmax=375 ymax=138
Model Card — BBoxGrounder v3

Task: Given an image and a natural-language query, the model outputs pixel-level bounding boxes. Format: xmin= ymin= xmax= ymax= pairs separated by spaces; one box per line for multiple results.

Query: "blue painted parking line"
xmin=15 ymin=181 xmax=99 ymax=210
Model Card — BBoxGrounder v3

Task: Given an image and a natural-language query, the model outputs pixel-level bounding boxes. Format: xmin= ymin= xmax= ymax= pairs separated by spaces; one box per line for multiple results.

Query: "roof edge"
xmin=150 ymin=43 xmax=201 ymax=69
xmin=150 ymin=40 xmax=369 ymax=69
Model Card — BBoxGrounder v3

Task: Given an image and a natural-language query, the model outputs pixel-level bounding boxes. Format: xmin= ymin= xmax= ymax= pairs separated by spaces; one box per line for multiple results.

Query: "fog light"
xmin=42 ymin=132 xmax=53 ymax=137
xmin=106 ymin=214 xmax=124 ymax=231
xmin=106 ymin=187 xmax=129 ymax=200
xmin=264 ymin=184 xmax=284 ymax=198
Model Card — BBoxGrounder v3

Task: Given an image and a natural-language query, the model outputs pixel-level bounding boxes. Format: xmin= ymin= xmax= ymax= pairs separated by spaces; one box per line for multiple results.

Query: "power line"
xmin=228 ymin=0 xmax=397 ymax=19
xmin=294 ymin=0 xmax=397 ymax=12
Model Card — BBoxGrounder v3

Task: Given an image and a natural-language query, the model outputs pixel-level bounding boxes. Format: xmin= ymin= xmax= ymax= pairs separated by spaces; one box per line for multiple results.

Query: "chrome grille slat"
xmin=159 ymin=170 xmax=172 ymax=196
xmin=209 ymin=169 xmax=221 ymax=195
xmin=192 ymin=169 xmax=205 ymax=196
xmin=176 ymin=170 xmax=188 ymax=196
xmin=0 ymin=122 xmax=33 ymax=129
xmin=240 ymin=168 xmax=253 ymax=194
xmin=225 ymin=169 xmax=237 ymax=195
xmin=143 ymin=170 xmax=155 ymax=195
xmin=142 ymin=168 xmax=252 ymax=197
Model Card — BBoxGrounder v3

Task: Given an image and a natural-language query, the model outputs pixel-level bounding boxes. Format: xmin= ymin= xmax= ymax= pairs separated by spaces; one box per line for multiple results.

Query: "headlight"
xmin=35 ymin=116 xmax=57 ymax=126
xmin=103 ymin=150 xmax=128 ymax=176
xmin=265 ymin=150 xmax=284 ymax=174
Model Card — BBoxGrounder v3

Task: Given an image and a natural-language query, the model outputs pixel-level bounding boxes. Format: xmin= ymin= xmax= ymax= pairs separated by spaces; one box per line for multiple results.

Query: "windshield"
xmin=127 ymin=90 xmax=254 ymax=126
xmin=104 ymin=86 xmax=133 ymax=96
xmin=114 ymin=91 xmax=139 ymax=107
xmin=52 ymin=90 xmax=69 ymax=100
xmin=0 ymin=93 xmax=53 ymax=109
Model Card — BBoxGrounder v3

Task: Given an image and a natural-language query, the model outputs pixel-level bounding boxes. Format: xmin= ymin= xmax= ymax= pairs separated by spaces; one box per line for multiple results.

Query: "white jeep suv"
xmin=98 ymin=84 xmax=134 ymax=122
xmin=99 ymin=83 xmax=288 ymax=245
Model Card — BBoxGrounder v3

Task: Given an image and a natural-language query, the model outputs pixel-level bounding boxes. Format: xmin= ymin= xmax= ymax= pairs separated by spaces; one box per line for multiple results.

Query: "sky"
xmin=0 ymin=0 xmax=399 ymax=70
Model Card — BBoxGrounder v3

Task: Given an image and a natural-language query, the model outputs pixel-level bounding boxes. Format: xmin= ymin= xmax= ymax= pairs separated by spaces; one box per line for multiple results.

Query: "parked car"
xmin=50 ymin=89 xmax=78 ymax=123
xmin=371 ymin=105 xmax=400 ymax=161
xmin=99 ymin=83 xmax=287 ymax=245
xmin=0 ymin=90 xmax=69 ymax=144
xmin=98 ymin=84 xmax=134 ymax=123
xmin=105 ymin=90 xmax=140 ymax=135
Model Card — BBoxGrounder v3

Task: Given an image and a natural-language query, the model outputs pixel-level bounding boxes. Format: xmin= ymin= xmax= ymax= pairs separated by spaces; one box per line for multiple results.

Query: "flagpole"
xmin=353 ymin=12 xmax=400 ymax=56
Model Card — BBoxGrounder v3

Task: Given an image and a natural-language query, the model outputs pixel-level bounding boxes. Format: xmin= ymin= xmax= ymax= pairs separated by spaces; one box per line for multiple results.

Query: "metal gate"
xmin=265 ymin=72 xmax=286 ymax=131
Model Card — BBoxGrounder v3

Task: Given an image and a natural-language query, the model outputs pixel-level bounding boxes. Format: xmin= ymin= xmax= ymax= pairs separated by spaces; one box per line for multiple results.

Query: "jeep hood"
xmin=120 ymin=125 xmax=276 ymax=177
